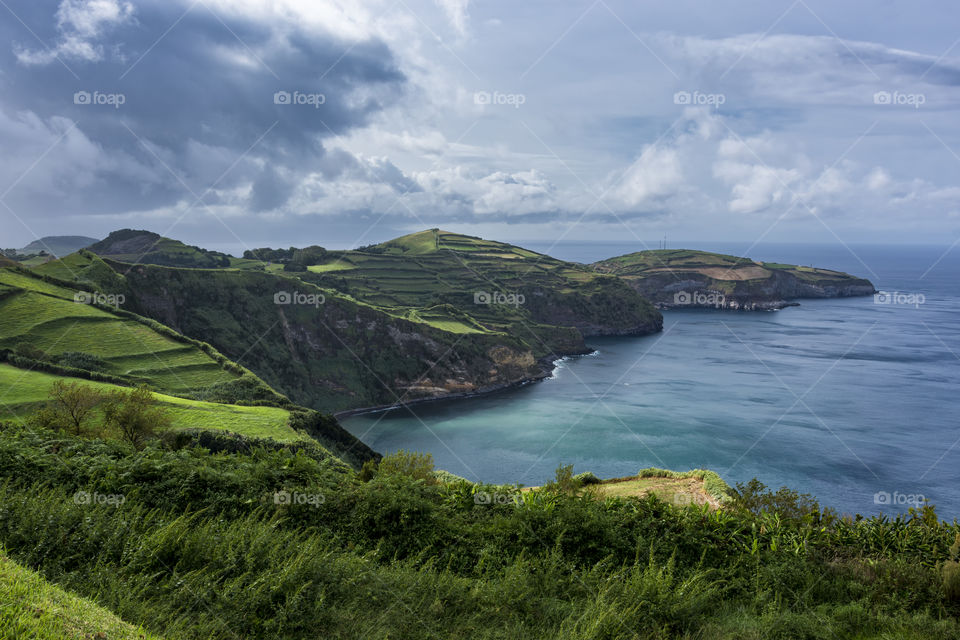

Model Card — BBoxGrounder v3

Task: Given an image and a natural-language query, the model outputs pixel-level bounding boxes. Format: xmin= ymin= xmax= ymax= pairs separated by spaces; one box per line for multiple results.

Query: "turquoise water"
xmin=342 ymin=243 xmax=960 ymax=517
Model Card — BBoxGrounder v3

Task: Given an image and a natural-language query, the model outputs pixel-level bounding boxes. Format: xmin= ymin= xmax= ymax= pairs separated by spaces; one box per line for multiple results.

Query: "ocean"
xmin=342 ymin=242 xmax=960 ymax=517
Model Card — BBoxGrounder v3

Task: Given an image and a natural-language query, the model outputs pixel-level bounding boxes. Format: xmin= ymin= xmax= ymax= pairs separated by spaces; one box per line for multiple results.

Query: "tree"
xmin=103 ymin=385 xmax=171 ymax=449
xmin=34 ymin=380 xmax=103 ymax=436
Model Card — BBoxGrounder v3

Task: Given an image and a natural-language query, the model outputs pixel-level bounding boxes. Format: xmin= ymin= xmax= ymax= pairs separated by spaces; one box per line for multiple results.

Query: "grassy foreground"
xmin=0 ymin=363 xmax=302 ymax=442
xmin=0 ymin=548 xmax=162 ymax=640
xmin=1 ymin=424 xmax=959 ymax=639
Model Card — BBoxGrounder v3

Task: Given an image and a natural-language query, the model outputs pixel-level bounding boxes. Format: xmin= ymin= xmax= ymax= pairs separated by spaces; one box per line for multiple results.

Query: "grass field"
xmin=0 ymin=549 xmax=163 ymax=640
xmin=0 ymin=363 xmax=302 ymax=442
xmin=0 ymin=268 xmax=241 ymax=395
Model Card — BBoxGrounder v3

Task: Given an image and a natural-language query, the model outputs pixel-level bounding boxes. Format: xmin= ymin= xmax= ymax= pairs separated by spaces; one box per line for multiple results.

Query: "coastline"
xmin=333 ymin=351 xmax=594 ymax=419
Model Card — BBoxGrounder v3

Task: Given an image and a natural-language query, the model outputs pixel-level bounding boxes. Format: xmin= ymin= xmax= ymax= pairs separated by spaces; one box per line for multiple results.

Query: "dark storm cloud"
xmin=0 ymin=0 xmax=406 ymax=218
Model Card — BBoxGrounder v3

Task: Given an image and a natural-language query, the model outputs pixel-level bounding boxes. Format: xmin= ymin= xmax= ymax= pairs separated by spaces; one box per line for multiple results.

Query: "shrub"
xmin=944 ymin=534 xmax=960 ymax=603
xmin=13 ymin=342 xmax=47 ymax=361
xmin=573 ymin=471 xmax=601 ymax=485
xmin=376 ymin=450 xmax=437 ymax=484
xmin=544 ymin=463 xmax=581 ymax=494
xmin=54 ymin=351 xmax=108 ymax=373
xmin=733 ymin=477 xmax=830 ymax=522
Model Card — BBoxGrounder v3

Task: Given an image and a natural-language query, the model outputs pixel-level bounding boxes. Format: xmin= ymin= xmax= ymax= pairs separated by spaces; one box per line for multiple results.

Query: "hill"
xmin=88 ymin=229 xmax=233 ymax=268
xmin=20 ymin=235 xmax=98 ymax=257
xmin=1 ymin=549 xmax=163 ymax=640
xmin=0 ymin=262 xmax=376 ymax=465
xmin=300 ymin=229 xmax=662 ymax=341
xmin=593 ymin=248 xmax=876 ymax=310
xmin=52 ymin=229 xmax=661 ymax=413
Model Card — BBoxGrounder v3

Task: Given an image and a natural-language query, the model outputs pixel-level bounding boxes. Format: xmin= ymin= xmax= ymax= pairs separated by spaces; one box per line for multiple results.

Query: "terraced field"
xmin=0 ymin=268 xmax=243 ymax=396
xmin=297 ymin=229 xmax=660 ymax=341
xmin=0 ymin=363 xmax=302 ymax=442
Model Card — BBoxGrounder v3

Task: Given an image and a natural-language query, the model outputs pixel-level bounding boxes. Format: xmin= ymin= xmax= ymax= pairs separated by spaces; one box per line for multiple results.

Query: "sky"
xmin=1 ymin=0 xmax=959 ymax=254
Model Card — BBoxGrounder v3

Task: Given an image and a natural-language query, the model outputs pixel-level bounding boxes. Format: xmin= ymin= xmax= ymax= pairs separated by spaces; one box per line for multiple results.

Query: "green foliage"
xmin=103 ymin=385 xmax=171 ymax=449
xmin=32 ymin=379 xmax=104 ymax=436
xmin=0 ymin=429 xmax=958 ymax=639
xmin=573 ymin=471 xmax=601 ymax=485
xmin=732 ymin=477 xmax=831 ymax=522
xmin=944 ymin=534 xmax=960 ymax=604
xmin=376 ymin=449 xmax=437 ymax=484
xmin=13 ymin=341 xmax=47 ymax=361
xmin=0 ymin=548 xmax=162 ymax=640
xmin=545 ymin=463 xmax=583 ymax=494
xmin=54 ymin=351 xmax=109 ymax=372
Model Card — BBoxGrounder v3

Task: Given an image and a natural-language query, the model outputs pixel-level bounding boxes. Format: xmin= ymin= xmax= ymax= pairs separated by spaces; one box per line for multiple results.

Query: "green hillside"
xmin=1 ymin=549 xmax=162 ymax=640
xmin=0 ymin=263 xmax=376 ymax=463
xmin=88 ymin=228 xmax=234 ymax=268
xmin=41 ymin=230 xmax=661 ymax=413
xmin=295 ymin=229 xmax=662 ymax=342
xmin=0 ymin=266 xmax=252 ymax=396
xmin=0 ymin=363 xmax=300 ymax=442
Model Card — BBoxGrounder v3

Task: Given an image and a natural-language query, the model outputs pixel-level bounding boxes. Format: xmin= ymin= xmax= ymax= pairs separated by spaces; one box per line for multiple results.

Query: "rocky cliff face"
xmin=99 ymin=262 xmax=559 ymax=413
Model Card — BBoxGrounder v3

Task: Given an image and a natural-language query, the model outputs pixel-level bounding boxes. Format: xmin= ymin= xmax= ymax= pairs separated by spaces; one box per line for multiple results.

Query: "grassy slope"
xmin=0 ymin=550 xmax=162 ymax=640
xmin=0 ymin=266 xmax=241 ymax=396
xmin=0 ymin=363 xmax=302 ymax=442
xmin=87 ymin=229 xmax=231 ymax=268
xmin=0 ymin=265 xmax=307 ymax=443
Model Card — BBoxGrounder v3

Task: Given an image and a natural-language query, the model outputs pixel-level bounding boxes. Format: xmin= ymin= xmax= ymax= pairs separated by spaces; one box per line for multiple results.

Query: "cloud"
xmin=435 ymin=0 xmax=470 ymax=36
xmin=15 ymin=0 xmax=134 ymax=65
xmin=3 ymin=0 xmax=960 ymax=246
xmin=0 ymin=0 xmax=406 ymax=222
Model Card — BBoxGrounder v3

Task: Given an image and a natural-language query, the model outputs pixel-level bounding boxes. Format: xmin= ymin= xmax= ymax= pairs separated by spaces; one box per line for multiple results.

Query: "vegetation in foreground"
xmin=0 ymin=548 xmax=162 ymax=640
xmin=1 ymin=415 xmax=959 ymax=639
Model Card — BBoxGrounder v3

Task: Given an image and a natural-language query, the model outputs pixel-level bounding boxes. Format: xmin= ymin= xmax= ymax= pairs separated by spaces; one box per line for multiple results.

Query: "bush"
xmin=13 ymin=342 xmax=47 ymax=361
xmin=54 ymin=351 xmax=108 ymax=373
xmin=376 ymin=450 xmax=437 ymax=484
xmin=573 ymin=471 xmax=601 ymax=485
